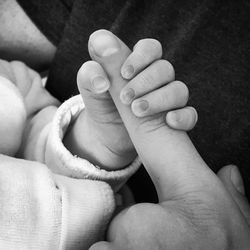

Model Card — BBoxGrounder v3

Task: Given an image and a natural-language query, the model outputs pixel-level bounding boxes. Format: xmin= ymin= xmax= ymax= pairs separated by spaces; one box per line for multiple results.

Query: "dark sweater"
xmin=17 ymin=0 xmax=250 ymax=202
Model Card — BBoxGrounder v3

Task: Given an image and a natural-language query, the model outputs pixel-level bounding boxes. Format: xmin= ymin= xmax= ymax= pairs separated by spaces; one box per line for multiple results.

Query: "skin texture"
xmin=87 ymin=30 xmax=250 ymax=250
xmin=64 ymin=38 xmax=197 ymax=170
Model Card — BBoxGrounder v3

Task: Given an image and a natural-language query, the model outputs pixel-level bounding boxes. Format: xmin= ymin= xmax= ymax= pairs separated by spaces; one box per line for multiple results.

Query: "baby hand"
xmin=120 ymin=38 xmax=197 ymax=131
xmin=65 ymin=37 xmax=197 ymax=170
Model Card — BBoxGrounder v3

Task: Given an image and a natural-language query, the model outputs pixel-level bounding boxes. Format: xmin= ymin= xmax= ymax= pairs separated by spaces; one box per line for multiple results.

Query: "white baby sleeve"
xmin=0 ymin=154 xmax=115 ymax=250
xmin=45 ymin=95 xmax=141 ymax=191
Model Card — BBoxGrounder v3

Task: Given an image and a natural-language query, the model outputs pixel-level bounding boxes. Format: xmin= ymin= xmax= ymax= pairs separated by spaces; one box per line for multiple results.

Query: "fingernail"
xmin=89 ymin=31 xmax=120 ymax=57
xmin=91 ymin=76 xmax=110 ymax=93
xmin=120 ymin=88 xmax=135 ymax=104
xmin=230 ymin=165 xmax=245 ymax=195
xmin=133 ymin=100 xmax=149 ymax=115
xmin=121 ymin=65 xmax=134 ymax=79
xmin=169 ymin=111 xmax=181 ymax=123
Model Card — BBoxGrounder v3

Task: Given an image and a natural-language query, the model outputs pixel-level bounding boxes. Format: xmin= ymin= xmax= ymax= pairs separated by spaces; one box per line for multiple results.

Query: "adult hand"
xmin=88 ymin=30 xmax=250 ymax=250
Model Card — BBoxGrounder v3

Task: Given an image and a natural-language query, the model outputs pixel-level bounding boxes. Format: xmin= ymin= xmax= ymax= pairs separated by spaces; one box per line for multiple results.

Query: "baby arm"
xmin=0 ymin=53 xmax=197 ymax=183
xmin=0 ymin=58 xmax=137 ymax=190
xmin=0 ymin=59 xmax=134 ymax=190
xmin=0 ymin=60 xmax=115 ymax=249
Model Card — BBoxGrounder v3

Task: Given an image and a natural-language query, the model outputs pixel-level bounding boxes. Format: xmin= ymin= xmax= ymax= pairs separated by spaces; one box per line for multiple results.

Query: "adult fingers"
xmin=218 ymin=165 xmax=250 ymax=225
xmin=121 ymin=39 xmax=162 ymax=79
xmin=88 ymin=30 xmax=219 ymax=202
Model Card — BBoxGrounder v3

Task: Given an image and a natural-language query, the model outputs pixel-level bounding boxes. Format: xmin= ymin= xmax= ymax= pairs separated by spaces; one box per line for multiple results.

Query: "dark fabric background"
xmin=18 ymin=0 xmax=250 ymax=202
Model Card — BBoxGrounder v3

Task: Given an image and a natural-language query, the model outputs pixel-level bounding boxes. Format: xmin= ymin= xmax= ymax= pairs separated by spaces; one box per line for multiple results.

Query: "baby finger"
xmin=166 ymin=107 xmax=198 ymax=131
xmin=131 ymin=81 xmax=189 ymax=117
xmin=121 ymin=39 xmax=162 ymax=79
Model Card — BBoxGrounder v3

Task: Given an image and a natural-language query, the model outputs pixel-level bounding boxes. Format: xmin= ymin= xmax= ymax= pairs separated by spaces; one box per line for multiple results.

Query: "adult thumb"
xmin=217 ymin=165 xmax=250 ymax=225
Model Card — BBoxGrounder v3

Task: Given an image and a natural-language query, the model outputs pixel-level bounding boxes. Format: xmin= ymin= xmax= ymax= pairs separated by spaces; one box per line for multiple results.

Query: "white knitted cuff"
xmin=54 ymin=175 xmax=115 ymax=250
xmin=45 ymin=95 xmax=141 ymax=191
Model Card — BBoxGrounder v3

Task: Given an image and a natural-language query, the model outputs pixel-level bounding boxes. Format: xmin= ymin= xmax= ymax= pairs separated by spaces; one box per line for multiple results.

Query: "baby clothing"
xmin=0 ymin=154 xmax=114 ymax=249
xmin=0 ymin=62 xmax=140 ymax=249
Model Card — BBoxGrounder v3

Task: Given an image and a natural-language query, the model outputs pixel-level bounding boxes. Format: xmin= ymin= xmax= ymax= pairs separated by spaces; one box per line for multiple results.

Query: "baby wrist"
xmin=45 ymin=95 xmax=141 ymax=191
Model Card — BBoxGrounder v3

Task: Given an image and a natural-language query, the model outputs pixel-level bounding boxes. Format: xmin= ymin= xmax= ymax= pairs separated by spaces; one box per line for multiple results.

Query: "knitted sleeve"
xmin=0 ymin=154 xmax=116 ymax=249
xmin=45 ymin=95 xmax=141 ymax=191
xmin=20 ymin=88 xmax=140 ymax=191
xmin=0 ymin=59 xmax=140 ymax=191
